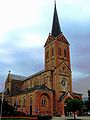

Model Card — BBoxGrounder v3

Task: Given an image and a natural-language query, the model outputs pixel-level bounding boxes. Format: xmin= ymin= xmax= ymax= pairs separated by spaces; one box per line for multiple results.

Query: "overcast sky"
xmin=0 ymin=0 xmax=90 ymax=97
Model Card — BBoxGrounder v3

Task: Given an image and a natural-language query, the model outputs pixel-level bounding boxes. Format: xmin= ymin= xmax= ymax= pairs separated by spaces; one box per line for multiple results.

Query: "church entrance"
xmin=64 ymin=98 xmax=72 ymax=116
xmin=64 ymin=105 xmax=69 ymax=116
xmin=30 ymin=106 xmax=32 ymax=115
xmin=30 ymin=96 xmax=33 ymax=115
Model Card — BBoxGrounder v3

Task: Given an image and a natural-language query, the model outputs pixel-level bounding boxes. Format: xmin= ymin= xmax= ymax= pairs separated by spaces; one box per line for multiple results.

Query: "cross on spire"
xmin=54 ymin=0 xmax=56 ymax=5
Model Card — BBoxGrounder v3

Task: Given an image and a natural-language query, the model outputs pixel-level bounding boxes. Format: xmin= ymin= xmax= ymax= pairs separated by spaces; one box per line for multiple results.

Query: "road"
xmin=52 ymin=116 xmax=90 ymax=120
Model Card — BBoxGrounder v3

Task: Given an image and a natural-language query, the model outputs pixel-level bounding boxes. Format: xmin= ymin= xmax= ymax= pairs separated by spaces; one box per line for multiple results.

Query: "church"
xmin=4 ymin=2 xmax=82 ymax=116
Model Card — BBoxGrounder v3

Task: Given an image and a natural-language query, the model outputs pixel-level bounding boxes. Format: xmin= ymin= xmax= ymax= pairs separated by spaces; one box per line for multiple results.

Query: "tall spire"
xmin=51 ymin=1 xmax=62 ymax=37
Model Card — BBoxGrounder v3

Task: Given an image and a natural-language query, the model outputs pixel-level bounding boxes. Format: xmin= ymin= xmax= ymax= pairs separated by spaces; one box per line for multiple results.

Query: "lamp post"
xmin=0 ymin=89 xmax=6 ymax=119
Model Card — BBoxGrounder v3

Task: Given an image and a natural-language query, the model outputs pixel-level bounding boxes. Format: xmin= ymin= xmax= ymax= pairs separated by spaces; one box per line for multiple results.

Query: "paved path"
xmin=52 ymin=116 xmax=90 ymax=120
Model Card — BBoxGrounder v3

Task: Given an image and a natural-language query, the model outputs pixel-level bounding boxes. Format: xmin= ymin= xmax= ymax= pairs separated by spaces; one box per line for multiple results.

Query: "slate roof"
xmin=26 ymin=70 xmax=45 ymax=80
xmin=59 ymin=91 xmax=82 ymax=102
xmin=10 ymin=74 xmax=27 ymax=81
xmin=27 ymin=84 xmax=53 ymax=92
xmin=59 ymin=92 xmax=66 ymax=102
xmin=25 ymin=69 xmax=53 ymax=81
xmin=72 ymin=92 xmax=82 ymax=95
xmin=8 ymin=69 xmax=53 ymax=82
xmin=59 ymin=91 xmax=73 ymax=102
xmin=11 ymin=84 xmax=54 ymax=96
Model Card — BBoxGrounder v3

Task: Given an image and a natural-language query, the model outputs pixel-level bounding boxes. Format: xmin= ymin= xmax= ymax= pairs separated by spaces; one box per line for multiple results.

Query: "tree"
xmin=88 ymin=90 xmax=90 ymax=101
xmin=0 ymin=99 xmax=15 ymax=116
xmin=86 ymin=90 xmax=90 ymax=112
xmin=0 ymin=99 xmax=26 ymax=116
xmin=66 ymin=99 xmax=83 ymax=120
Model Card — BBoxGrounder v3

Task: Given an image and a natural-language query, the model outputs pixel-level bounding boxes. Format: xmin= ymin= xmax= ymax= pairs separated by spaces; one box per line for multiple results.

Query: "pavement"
xmin=52 ymin=116 xmax=90 ymax=120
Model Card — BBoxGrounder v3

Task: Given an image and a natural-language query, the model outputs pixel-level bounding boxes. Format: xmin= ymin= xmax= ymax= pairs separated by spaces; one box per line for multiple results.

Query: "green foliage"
xmin=38 ymin=115 xmax=52 ymax=120
xmin=85 ymin=100 xmax=90 ymax=111
xmin=66 ymin=119 xmax=81 ymax=120
xmin=0 ymin=99 xmax=15 ymax=116
xmin=1 ymin=118 xmax=29 ymax=120
xmin=0 ymin=99 xmax=26 ymax=116
xmin=66 ymin=99 xmax=83 ymax=119
xmin=66 ymin=99 xmax=83 ymax=112
xmin=88 ymin=90 xmax=90 ymax=100
xmin=86 ymin=90 xmax=90 ymax=111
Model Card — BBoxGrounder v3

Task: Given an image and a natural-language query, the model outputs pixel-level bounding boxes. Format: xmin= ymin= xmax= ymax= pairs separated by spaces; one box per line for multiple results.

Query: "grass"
xmin=66 ymin=119 xmax=82 ymax=120
xmin=0 ymin=117 xmax=31 ymax=120
xmin=1 ymin=118 xmax=28 ymax=120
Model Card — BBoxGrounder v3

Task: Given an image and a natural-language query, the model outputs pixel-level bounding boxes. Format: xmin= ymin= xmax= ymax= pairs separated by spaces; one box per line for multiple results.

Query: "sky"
xmin=0 ymin=0 xmax=90 ymax=97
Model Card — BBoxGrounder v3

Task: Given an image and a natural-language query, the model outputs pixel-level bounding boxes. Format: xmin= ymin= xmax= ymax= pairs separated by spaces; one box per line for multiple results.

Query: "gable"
xmin=56 ymin=61 xmax=71 ymax=76
xmin=57 ymin=34 xmax=70 ymax=45
xmin=44 ymin=34 xmax=70 ymax=47
xmin=59 ymin=91 xmax=74 ymax=102
xmin=44 ymin=35 xmax=55 ymax=47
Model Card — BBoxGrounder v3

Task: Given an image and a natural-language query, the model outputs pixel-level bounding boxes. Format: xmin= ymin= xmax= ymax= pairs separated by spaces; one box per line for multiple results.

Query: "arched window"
xmin=34 ymin=79 xmax=39 ymax=86
xmin=64 ymin=49 xmax=67 ymax=57
xmin=30 ymin=96 xmax=33 ymax=106
xmin=15 ymin=86 xmax=19 ymax=91
xmin=23 ymin=97 xmax=26 ymax=107
xmin=58 ymin=47 xmax=61 ymax=56
xmin=34 ymin=80 xmax=37 ymax=86
xmin=14 ymin=99 xmax=16 ymax=107
xmin=19 ymin=98 xmax=21 ymax=107
xmin=41 ymin=97 xmax=46 ymax=106
xmin=46 ymin=51 xmax=49 ymax=59
xmin=43 ymin=77 xmax=46 ymax=84
xmin=52 ymin=47 xmax=54 ymax=56
xmin=30 ymin=80 xmax=32 ymax=87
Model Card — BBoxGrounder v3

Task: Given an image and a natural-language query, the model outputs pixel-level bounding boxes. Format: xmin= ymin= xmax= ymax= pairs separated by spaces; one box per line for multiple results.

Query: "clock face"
xmin=61 ymin=78 xmax=66 ymax=86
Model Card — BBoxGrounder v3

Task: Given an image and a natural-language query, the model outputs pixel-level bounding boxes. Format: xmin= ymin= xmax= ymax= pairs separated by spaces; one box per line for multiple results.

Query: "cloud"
xmin=70 ymin=32 xmax=90 ymax=79
xmin=17 ymin=33 xmax=45 ymax=48
xmin=0 ymin=0 xmax=52 ymax=36
xmin=73 ymin=76 xmax=90 ymax=97
xmin=0 ymin=49 xmax=14 ymax=65
xmin=0 ymin=47 xmax=44 ymax=76
xmin=59 ymin=0 xmax=90 ymax=22
xmin=0 ymin=75 xmax=6 ymax=91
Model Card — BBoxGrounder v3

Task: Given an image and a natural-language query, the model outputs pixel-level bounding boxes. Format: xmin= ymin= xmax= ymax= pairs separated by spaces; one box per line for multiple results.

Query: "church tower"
xmin=44 ymin=2 xmax=70 ymax=71
xmin=44 ymin=2 xmax=72 ymax=92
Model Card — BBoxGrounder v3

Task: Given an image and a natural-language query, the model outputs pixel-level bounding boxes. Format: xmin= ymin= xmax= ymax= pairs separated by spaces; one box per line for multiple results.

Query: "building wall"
xmin=9 ymin=90 xmax=53 ymax=115
xmin=22 ymin=70 xmax=53 ymax=90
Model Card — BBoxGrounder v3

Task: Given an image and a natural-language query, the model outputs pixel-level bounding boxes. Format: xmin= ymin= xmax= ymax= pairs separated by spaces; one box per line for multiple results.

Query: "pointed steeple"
xmin=51 ymin=1 xmax=62 ymax=37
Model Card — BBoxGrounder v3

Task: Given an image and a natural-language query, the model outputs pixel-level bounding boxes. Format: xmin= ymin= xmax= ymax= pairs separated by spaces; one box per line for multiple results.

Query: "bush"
xmin=38 ymin=115 xmax=52 ymax=120
xmin=13 ymin=111 xmax=26 ymax=116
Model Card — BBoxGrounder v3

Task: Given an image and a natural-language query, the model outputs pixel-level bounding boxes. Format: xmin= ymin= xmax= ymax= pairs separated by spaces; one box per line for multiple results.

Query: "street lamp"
xmin=0 ymin=89 xmax=6 ymax=119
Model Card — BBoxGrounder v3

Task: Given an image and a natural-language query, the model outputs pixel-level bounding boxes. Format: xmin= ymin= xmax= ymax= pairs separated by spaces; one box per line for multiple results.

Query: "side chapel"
xmin=4 ymin=2 xmax=82 ymax=116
